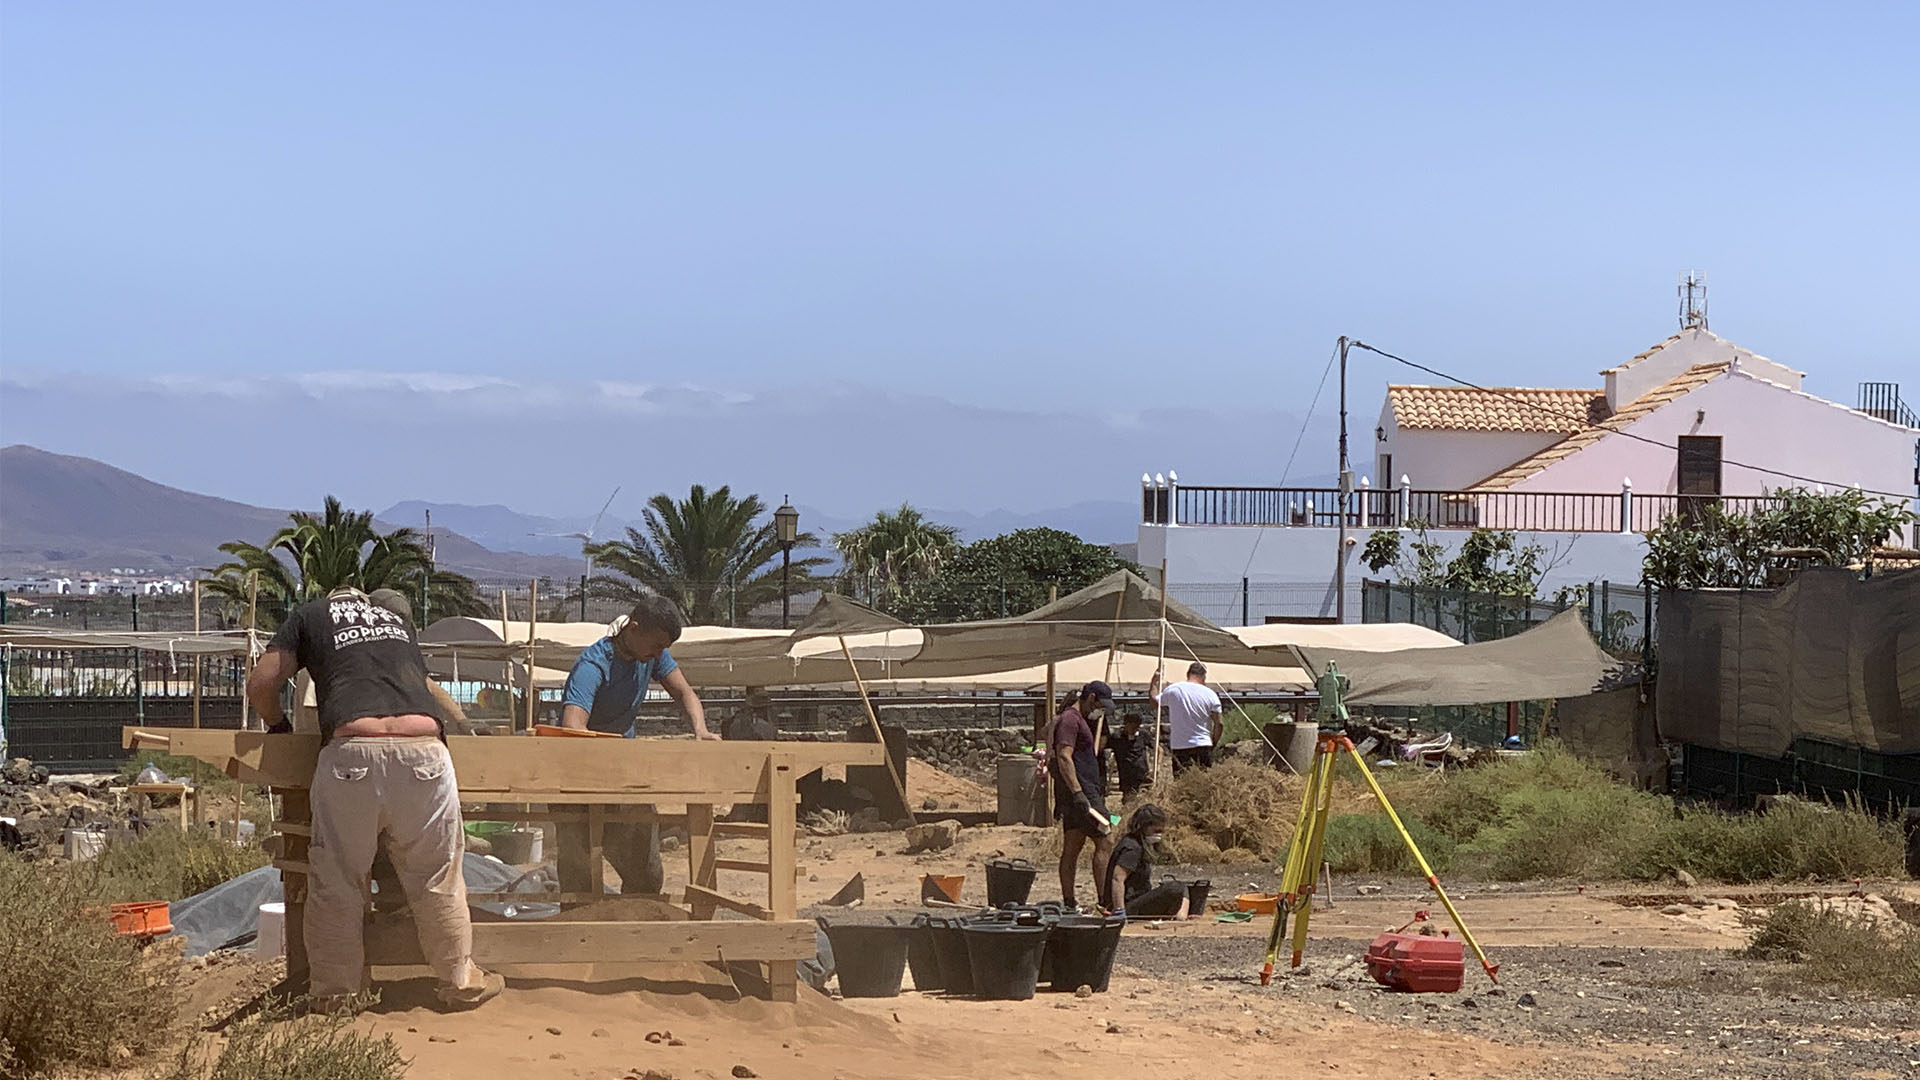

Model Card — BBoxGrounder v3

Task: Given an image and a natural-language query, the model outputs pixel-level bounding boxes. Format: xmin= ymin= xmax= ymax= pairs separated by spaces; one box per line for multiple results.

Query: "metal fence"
xmin=1168 ymin=483 xmax=1788 ymax=533
xmin=1359 ymin=577 xmax=1656 ymax=653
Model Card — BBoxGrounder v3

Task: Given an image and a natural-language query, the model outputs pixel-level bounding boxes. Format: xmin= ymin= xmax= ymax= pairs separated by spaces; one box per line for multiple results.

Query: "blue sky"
xmin=3 ymin=3 xmax=1916 ymax=524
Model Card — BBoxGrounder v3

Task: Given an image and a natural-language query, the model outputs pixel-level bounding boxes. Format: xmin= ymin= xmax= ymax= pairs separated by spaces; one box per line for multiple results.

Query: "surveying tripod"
xmin=1259 ymin=662 xmax=1500 ymax=985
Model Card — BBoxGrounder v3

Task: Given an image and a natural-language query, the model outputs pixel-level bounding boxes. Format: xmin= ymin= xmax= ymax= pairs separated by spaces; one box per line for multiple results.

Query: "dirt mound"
xmin=906 ymin=758 xmax=994 ymax=812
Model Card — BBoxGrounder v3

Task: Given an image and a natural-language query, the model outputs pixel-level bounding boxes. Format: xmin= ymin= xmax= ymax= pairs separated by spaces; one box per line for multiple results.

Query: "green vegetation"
xmin=1743 ymin=900 xmax=1920 ymax=998
xmin=207 ymin=495 xmax=488 ymax=626
xmin=893 ymin=527 xmax=1137 ymax=622
xmin=1219 ymin=703 xmax=1278 ymax=745
xmin=157 ymin=1004 xmax=408 ymax=1080
xmin=78 ymin=826 xmax=272 ymax=905
xmin=1642 ymin=486 xmax=1917 ymax=589
xmin=0 ymin=854 xmax=180 ymax=1077
xmin=832 ymin=504 xmax=961 ymax=614
xmin=1157 ymin=742 xmax=1904 ymax=883
xmin=588 ymin=484 xmax=829 ymax=623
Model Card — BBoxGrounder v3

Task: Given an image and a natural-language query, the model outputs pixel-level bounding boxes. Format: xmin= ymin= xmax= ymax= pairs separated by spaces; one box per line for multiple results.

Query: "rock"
xmin=1597 ymin=959 xmax=1626 ymax=968
xmin=1354 ymin=884 xmax=1384 ymax=896
xmin=1105 ymin=1023 xmax=1124 ymax=1034
xmin=660 ymin=835 xmax=683 ymax=852
xmin=1074 ymin=984 xmax=1094 ymax=999
xmin=1462 ymin=997 xmax=1479 ymax=1009
xmin=645 ymin=1031 xmax=671 ymax=1044
xmin=1674 ymin=869 xmax=1699 ymax=888
xmin=2 ymin=759 xmax=35 ymax=785
xmin=546 ymin=1026 xmax=563 ymax=1036
xmin=922 ymin=797 xmax=940 ymax=811
xmin=464 ymin=834 xmax=493 ymax=856
xmin=732 ymin=1067 xmax=758 ymax=1078
xmin=1335 ymin=1001 xmax=1356 ymax=1013
xmin=849 ymin=807 xmax=888 ymax=834
xmin=1709 ymin=898 xmax=1739 ymax=910
xmin=592 ymin=1028 xmax=611 ymax=1038
xmin=1517 ymin=992 xmax=1537 ymax=1009
xmin=903 ymin=819 xmax=962 ymax=853
xmin=1660 ymin=904 xmax=1688 ymax=916
xmin=429 ymin=1035 xmax=457 ymax=1043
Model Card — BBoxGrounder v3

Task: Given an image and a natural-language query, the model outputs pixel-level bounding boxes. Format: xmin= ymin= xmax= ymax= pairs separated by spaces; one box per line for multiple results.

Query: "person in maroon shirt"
xmin=1052 ymin=680 xmax=1116 ymax=909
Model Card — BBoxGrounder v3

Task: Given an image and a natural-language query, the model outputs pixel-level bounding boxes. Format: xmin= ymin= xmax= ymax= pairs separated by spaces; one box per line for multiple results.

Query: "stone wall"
xmin=905 ymin=727 xmax=1030 ymax=783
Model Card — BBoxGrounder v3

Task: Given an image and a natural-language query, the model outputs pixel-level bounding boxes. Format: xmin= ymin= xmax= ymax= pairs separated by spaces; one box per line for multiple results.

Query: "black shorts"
xmin=1123 ymin=880 xmax=1191 ymax=919
xmin=1056 ymin=790 xmax=1111 ymax=835
xmin=1171 ymin=746 xmax=1214 ymax=773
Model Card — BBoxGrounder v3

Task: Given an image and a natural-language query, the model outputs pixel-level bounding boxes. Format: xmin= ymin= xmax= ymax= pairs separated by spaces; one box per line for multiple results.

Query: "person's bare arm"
xmin=247 ymin=647 xmax=300 ymax=730
xmin=660 ymin=667 xmax=716 ymax=740
xmin=1211 ymin=706 xmax=1225 ymax=744
xmin=1106 ymin=863 xmax=1128 ymax=914
xmin=426 ymin=679 xmax=473 ymax=735
xmin=560 ymin=703 xmax=590 ymax=730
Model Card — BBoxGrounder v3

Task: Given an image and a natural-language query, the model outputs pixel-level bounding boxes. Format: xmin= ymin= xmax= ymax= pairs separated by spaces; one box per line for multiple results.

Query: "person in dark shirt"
xmin=1053 ymin=680 xmax=1115 ymax=910
xmin=247 ymin=586 xmax=502 ymax=1011
xmin=1103 ymin=803 xmax=1189 ymax=918
xmin=1112 ymin=713 xmax=1154 ymax=804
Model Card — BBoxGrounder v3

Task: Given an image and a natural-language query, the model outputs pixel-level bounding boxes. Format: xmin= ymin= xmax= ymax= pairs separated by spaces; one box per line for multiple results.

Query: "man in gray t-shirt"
xmin=1150 ymin=662 xmax=1223 ymax=773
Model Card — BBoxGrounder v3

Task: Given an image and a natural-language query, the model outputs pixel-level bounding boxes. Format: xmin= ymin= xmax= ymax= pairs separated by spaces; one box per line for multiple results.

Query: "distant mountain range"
xmin=0 ymin=444 xmax=1146 ymax=581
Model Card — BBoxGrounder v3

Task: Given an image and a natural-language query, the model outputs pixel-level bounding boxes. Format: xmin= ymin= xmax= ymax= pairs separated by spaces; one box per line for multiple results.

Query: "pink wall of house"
xmin=1373 ymin=401 xmax=1569 ymax=490
xmin=1511 ymin=372 xmax=1918 ymax=501
xmin=1603 ymin=328 xmax=1803 ymax=411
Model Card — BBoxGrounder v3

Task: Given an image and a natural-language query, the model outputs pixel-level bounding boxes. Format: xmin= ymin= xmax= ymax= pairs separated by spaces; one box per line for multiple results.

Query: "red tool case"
xmin=1365 ymin=931 xmax=1466 ymax=993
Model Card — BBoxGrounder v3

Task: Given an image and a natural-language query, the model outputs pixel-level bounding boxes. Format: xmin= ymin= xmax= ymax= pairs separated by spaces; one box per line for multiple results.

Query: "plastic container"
xmin=963 ymin=923 xmax=1049 ymax=1001
xmin=920 ymin=873 xmax=965 ymax=904
xmin=819 ymin=921 xmax=911 ymax=998
xmin=929 ymin=919 xmax=977 ymax=996
xmin=1185 ymin=879 xmax=1212 ymax=917
xmin=1235 ymin=893 xmax=1279 ymax=915
xmin=1044 ymin=914 xmax=1125 ymax=993
xmin=489 ymin=827 xmax=544 ymax=865
xmin=984 ymin=858 xmax=1038 ymax=907
xmin=64 ymin=829 xmax=106 ymax=863
xmin=107 ymin=901 xmax=172 ymax=938
xmin=1365 ymin=932 xmax=1466 ymax=993
xmin=905 ymin=915 xmax=945 ymax=992
xmin=257 ymin=902 xmax=286 ymax=958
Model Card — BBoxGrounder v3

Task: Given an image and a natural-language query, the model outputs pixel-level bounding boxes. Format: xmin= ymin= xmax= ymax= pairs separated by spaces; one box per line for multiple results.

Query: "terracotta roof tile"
xmin=1387 ymin=385 xmax=1607 ymax=434
xmin=1470 ymin=362 xmax=1732 ymax=490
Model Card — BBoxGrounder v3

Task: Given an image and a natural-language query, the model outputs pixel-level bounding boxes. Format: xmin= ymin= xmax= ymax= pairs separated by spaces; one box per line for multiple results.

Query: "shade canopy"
xmin=1290 ymin=607 xmax=1624 ymax=706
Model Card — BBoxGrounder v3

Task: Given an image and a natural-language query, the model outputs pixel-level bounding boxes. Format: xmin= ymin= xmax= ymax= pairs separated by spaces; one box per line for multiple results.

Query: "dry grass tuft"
xmin=155 ymin=1000 xmax=408 ymax=1080
xmin=1743 ymin=900 xmax=1920 ymax=997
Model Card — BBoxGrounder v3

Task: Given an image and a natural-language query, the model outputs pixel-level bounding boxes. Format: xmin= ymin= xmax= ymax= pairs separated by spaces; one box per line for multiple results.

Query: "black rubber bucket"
xmin=905 ymin=916 xmax=945 ymax=992
xmin=964 ymin=924 xmax=1049 ymax=1001
xmin=1044 ymin=914 xmax=1125 ymax=992
xmin=820 ymin=922 xmax=910 ymax=998
xmin=984 ymin=857 xmax=1039 ymax=907
xmin=1185 ymin=879 xmax=1212 ymax=917
xmin=930 ymin=919 xmax=977 ymax=996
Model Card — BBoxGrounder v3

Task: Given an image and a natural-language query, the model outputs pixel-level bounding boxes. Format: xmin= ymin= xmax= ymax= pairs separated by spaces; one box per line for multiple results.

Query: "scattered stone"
xmin=732 ymin=1067 xmax=757 ymax=1078
xmin=1255 ymin=1027 xmax=1270 ymax=1037
xmin=1598 ymin=959 xmax=1626 ymax=969
xmin=1105 ymin=1023 xmax=1124 ymax=1034
xmin=1517 ymin=992 xmax=1538 ymax=1009
xmin=1709 ymin=898 xmax=1739 ymax=910
xmin=1660 ymin=905 xmax=1688 ymax=916
xmin=428 ymin=1035 xmax=457 ymax=1044
xmin=546 ymin=1026 xmax=563 ymax=1036
xmin=1335 ymin=1001 xmax=1356 ymax=1013
xmin=903 ymin=819 xmax=962 ymax=853
xmin=660 ymin=835 xmax=683 ymax=852
xmin=645 ymin=1031 xmax=673 ymax=1044
xmin=1354 ymin=884 xmax=1384 ymax=896
xmin=1674 ymin=869 xmax=1699 ymax=888
xmin=592 ymin=1028 xmax=611 ymax=1038
xmin=550 ymin=1053 xmax=566 ymax=1060
xmin=669 ymin=1038 xmax=687 ymax=1047
xmin=922 ymin=797 xmax=940 ymax=811
xmin=406 ymin=1027 xmax=418 ymax=1033
xmin=1462 ymin=998 xmax=1480 ymax=1009
xmin=1074 ymin=984 xmax=1094 ymax=999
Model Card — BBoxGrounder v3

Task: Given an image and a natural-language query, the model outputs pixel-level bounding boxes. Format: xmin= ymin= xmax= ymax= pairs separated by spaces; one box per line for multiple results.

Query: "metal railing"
xmin=1858 ymin=382 xmax=1917 ymax=429
xmin=1163 ymin=483 xmax=1790 ymax=534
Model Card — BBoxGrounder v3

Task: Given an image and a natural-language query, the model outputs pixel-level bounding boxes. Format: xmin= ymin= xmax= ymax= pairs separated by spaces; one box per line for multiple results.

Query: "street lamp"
xmin=774 ymin=497 xmax=799 ymax=628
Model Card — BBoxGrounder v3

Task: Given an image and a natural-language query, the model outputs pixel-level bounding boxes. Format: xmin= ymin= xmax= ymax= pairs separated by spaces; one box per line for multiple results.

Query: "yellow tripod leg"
xmin=1261 ymin=737 xmax=1327 ymax=984
xmin=1340 ymin=740 xmax=1501 ymax=983
xmin=1290 ymin=741 xmax=1339 ymax=968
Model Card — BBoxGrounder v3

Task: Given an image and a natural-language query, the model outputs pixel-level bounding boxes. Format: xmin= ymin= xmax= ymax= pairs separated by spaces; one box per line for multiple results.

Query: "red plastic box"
xmin=1365 ymin=931 xmax=1465 ymax=993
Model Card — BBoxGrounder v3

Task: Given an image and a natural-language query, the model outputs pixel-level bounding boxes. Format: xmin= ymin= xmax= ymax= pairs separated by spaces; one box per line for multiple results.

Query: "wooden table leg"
xmin=275 ymin=787 xmax=311 ymax=992
xmin=687 ymin=803 xmax=716 ymax=920
xmin=588 ymin=805 xmax=605 ymax=896
xmin=766 ymin=757 xmax=797 ymax=921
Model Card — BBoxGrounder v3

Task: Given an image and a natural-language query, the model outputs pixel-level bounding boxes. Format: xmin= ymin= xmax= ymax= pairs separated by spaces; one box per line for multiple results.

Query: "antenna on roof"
xmin=1677 ymin=270 xmax=1709 ymax=330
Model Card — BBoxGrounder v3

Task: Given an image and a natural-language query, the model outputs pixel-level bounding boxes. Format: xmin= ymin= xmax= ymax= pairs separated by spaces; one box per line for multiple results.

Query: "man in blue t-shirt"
xmin=556 ymin=590 xmax=716 ymax=895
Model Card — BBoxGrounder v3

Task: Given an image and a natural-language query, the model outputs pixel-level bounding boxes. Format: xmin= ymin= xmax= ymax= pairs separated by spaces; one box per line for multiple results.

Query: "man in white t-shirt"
xmin=1150 ymin=662 xmax=1223 ymax=773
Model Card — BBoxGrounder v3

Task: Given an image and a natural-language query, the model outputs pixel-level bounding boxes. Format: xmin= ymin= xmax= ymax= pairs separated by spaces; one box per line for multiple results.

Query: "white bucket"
xmin=256 ymin=902 xmax=286 ymax=958
xmin=64 ymin=829 xmax=106 ymax=862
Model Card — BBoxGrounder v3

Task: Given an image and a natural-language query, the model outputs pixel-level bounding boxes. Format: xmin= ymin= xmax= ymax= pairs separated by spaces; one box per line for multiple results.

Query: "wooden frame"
xmin=126 ymin=729 xmax=883 ymax=1001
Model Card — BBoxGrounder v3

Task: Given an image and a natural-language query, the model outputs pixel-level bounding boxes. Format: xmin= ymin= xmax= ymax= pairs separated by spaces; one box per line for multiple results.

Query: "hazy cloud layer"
xmin=1 ymin=370 xmax=1338 ymax=532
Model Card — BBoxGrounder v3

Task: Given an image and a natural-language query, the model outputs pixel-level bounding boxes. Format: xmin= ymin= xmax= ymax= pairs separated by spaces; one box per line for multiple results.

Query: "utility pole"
xmin=1334 ymin=336 xmax=1352 ymax=623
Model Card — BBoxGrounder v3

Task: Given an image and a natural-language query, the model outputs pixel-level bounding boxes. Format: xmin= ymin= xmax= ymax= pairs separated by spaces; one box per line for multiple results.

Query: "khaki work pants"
xmin=307 ymin=737 xmax=481 ymax=999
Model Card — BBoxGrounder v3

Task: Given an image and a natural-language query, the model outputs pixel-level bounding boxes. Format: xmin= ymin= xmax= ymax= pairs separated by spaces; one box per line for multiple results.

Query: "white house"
xmin=1141 ymin=326 xmax=1920 ymax=623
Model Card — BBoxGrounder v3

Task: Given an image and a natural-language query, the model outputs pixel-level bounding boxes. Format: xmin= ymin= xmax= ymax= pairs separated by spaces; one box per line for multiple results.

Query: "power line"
xmin=1348 ymin=340 xmax=1916 ymax=501
xmin=1241 ymin=342 xmax=1342 ymax=581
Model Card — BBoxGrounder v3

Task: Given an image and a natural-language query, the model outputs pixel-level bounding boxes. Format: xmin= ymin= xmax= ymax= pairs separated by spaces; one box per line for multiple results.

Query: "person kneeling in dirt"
xmin=249 ymin=586 xmax=503 ymax=1011
xmin=1103 ymin=804 xmax=1189 ymax=918
xmin=1053 ymin=681 xmax=1115 ymax=910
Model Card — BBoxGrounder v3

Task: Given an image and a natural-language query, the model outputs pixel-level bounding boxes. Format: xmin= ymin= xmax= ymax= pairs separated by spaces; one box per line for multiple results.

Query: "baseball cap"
xmin=1080 ymin=680 xmax=1115 ymax=711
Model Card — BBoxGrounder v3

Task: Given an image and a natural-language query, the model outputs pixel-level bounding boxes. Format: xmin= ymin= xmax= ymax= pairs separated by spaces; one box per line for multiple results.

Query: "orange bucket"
xmin=921 ymin=874 xmax=965 ymax=904
xmin=533 ymin=724 xmax=621 ymax=738
xmin=1235 ymin=893 xmax=1279 ymax=915
xmin=107 ymin=901 xmax=173 ymax=937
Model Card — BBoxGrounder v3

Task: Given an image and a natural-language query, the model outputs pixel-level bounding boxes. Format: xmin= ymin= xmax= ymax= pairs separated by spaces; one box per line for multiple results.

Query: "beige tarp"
xmin=1656 ymin=568 xmax=1920 ymax=755
xmin=0 ymin=626 xmax=257 ymax=656
xmin=1555 ymin=686 xmax=1664 ymax=785
xmin=1290 ymin=607 xmax=1623 ymax=706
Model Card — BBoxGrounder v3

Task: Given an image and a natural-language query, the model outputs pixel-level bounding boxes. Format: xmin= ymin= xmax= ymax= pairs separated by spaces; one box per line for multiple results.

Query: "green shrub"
xmin=1220 ymin=703 xmax=1279 ymax=746
xmin=1315 ymin=812 xmax=1456 ymax=874
xmin=0 ymin=853 xmax=179 ymax=1077
xmin=156 ymin=1003 xmax=408 ymax=1080
xmin=1743 ymin=900 xmax=1920 ymax=997
xmin=80 ymin=825 xmax=272 ymax=904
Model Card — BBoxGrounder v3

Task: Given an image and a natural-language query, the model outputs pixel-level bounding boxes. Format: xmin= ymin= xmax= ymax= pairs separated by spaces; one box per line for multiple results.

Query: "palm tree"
xmin=832 ymin=504 xmax=960 ymax=611
xmin=206 ymin=496 xmax=488 ymax=626
xmin=586 ymin=484 xmax=828 ymax=625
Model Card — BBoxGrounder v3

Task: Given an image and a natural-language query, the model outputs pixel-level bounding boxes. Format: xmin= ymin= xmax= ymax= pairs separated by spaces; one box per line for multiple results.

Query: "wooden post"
xmin=1040 ymin=584 xmax=1058 ymax=747
xmin=277 ymin=787 xmax=311 ymax=992
xmin=234 ymin=784 xmax=245 ymax=843
xmin=764 ymin=754 xmax=799 ymax=1003
xmin=524 ymin=579 xmax=539 ymax=732
xmin=838 ymin=636 xmax=915 ymax=825
xmin=686 ymin=802 xmax=717 ymax=920
xmin=587 ymin=804 xmax=606 ymax=895
xmin=192 ymin=579 xmax=203 ymax=729
xmin=1153 ymin=559 xmax=1170 ymax=784
xmin=242 ymin=571 xmax=259 ymax=730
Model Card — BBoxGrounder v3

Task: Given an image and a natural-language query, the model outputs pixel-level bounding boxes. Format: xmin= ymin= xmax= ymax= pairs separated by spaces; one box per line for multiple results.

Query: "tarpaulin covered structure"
xmin=1656 ymin=568 xmax=1920 ymax=756
xmin=1289 ymin=606 xmax=1625 ymax=706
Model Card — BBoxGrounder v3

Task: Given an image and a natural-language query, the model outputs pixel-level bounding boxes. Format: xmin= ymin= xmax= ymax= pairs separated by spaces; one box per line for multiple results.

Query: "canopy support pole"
xmin=1153 ymin=559 xmax=1169 ymax=784
xmin=838 ymin=635 xmax=915 ymax=825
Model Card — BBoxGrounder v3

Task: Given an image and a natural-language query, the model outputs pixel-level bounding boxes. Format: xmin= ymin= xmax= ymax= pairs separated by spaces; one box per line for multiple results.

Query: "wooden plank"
xmin=684 ymin=884 xmax=772 ymax=922
xmin=279 ymin=789 xmax=311 ymax=990
xmin=456 ymin=808 xmax=675 ymax=825
xmin=271 ymin=821 xmax=312 ymax=836
xmin=765 ymin=756 xmax=798 ymax=921
xmin=714 ymin=858 xmax=772 ymax=875
xmin=687 ymin=803 xmax=716 ymax=921
xmin=122 ymin=729 xmax=883 ymax=796
xmin=587 ymin=805 xmax=606 ymax=896
xmin=710 ymin=821 xmax=768 ymax=838
xmin=273 ymin=859 xmax=311 ymax=876
xmin=363 ymin=919 xmax=817 ymax=967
